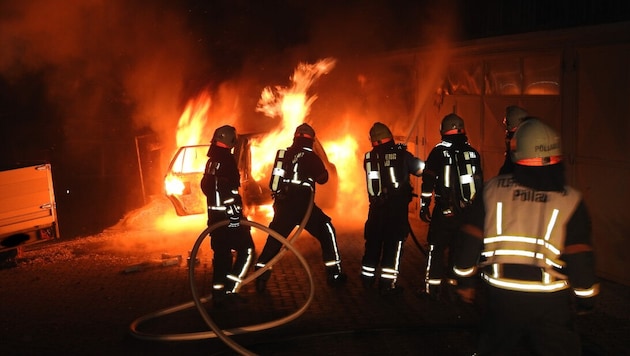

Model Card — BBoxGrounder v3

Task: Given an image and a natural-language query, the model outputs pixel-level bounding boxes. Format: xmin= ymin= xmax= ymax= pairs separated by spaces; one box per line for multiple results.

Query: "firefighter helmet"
xmin=504 ymin=105 xmax=529 ymax=132
xmin=294 ymin=123 xmax=315 ymax=139
xmin=511 ymin=118 xmax=562 ymax=166
xmin=211 ymin=125 xmax=237 ymax=148
xmin=440 ymin=113 xmax=465 ymax=135
xmin=369 ymin=122 xmax=393 ymax=145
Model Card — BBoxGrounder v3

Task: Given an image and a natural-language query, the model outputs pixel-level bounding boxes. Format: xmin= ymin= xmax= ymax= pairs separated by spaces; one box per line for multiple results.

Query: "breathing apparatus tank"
xmin=269 ymin=149 xmax=287 ymax=194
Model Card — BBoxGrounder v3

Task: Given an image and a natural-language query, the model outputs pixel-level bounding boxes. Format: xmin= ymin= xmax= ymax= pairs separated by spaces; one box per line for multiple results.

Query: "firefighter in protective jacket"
xmin=418 ymin=113 xmax=483 ymax=301
xmin=362 ymin=122 xmax=424 ymax=295
xmin=462 ymin=118 xmax=599 ymax=354
xmin=200 ymin=125 xmax=255 ymax=306
xmin=255 ymin=123 xmax=346 ymax=292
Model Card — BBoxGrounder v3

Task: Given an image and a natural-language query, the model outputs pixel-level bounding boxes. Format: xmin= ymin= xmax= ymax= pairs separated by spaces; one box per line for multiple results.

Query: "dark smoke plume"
xmin=0 ymin=0 xmax=207 ymax=156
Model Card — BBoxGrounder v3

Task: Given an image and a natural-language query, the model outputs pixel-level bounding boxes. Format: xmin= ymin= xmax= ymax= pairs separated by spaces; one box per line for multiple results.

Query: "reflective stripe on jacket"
xmin=480 ymin=175 xmax=581 ymax=293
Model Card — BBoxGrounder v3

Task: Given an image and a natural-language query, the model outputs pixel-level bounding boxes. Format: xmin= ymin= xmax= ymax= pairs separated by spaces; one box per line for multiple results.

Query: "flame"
xmin=163 ymin=91 xmax=213 ymax=218
xmin=248 ymin=57 xmax=368 ymax=222
xmin=323 ymin=134 xmax=363 ymax=212
xmin=164 ymin=57 xmax=368 ymax=227
xmin=251 ymin=58 xmax=337 ymax=181
xmin=176 ymin=91 xmax=212 ymax=147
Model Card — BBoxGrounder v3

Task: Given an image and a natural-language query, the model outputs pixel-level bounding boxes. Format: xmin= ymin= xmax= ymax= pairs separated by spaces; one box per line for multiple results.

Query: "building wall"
xmin=371 ymin=22 xmax=630 ymax=285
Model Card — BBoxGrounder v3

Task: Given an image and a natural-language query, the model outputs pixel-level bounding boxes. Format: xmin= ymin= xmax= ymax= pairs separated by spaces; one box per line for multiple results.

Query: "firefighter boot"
xmin=415 ymin=284 xmax=441 ymax=302
xmin=326 ymin=266 xmax=347 ymax=286
xmin=379 ymin=279 xmax=404 ymax=296
xmin=255 ymin=268 xmax=271 ymax=293
xmin=212 ymin=288 xmax=227 ymax=308
xmin=361 ymin=275 xmax=375 ymax=289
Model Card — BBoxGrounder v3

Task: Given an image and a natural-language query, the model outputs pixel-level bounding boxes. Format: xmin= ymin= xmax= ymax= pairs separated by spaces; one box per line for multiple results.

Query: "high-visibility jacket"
xmin=480 ymin=175 xmax=599 ymax=298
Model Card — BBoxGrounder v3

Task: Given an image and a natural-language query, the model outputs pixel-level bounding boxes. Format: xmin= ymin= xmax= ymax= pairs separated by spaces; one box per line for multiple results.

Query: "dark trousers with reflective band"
xmin=209 ymin=212 xmax=254 ymax=293
xmin=423 ymin=209 xmax=465 ymax=291
xmin=258 ymin=196 xmax=342 ymax=275
xmin=362 ymin=195 xmax=409 ymax=288
xmin=477 ymin=285 xmax=581 ymax=355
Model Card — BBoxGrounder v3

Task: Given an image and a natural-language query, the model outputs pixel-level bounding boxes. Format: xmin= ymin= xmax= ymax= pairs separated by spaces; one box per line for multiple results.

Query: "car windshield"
xmin=170 ymin=145 xmax=208 ymax=174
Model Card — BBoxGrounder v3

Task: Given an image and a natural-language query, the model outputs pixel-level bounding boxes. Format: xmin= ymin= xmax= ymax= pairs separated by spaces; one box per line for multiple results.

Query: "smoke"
xmin=0 ymin=0 xmax=460 ymax=238
xmin=0 ymin=0 xmax=459 ymax=155
xmin=0 ymin=0 xmax=206 ymax=156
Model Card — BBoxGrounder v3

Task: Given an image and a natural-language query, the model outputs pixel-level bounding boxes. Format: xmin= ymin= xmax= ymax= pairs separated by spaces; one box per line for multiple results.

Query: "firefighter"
xmin=361 ymin=122 xmax=425 ymax=295
xmin=200 ymin=125 xmax=255 ymax=307
xmin=417 ymin=113 xmax=483 ymax=302
xmin=464 ymin=118 xmax=599 ymax=354
xmin=498 ymin=105 xmax=529 ymax=175
xmin=255 ymin=123 xmax=346 ymax=292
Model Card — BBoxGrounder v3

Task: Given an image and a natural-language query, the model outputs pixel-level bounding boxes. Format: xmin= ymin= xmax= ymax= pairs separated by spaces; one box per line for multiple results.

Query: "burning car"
xmin=164 ymin=134 xmax=338 ymax=217
xmin=165 ymin=58 xmax=343 ymax=217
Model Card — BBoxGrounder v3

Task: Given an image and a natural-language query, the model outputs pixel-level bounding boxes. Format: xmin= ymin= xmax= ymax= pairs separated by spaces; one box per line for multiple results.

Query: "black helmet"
xmin=294 ymin=123 xmax=315 ymax=139
xmin=504 ymin=105 xmax=529 ymax=132
xmin=211 ymin=125 xmax=237 ymax=148
xmin=369 ymin=122 xmax=393 ymax=145
xmin=440 ymin=114 xmax=465 ymax=135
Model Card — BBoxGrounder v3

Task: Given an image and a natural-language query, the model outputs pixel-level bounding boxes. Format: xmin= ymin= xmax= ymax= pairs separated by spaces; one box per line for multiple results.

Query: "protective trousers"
xmin=210 ymin=214 xmax=254 ymax=295
xmin=257 ymin=197 xmax=342 ymax=278
xmin=423 ymin=209 xmax=464 ymax=297
xmin=477 ymin=286 xmax=581 ymax=355
xmin=362 ymin=195 xmax=409 ymax=290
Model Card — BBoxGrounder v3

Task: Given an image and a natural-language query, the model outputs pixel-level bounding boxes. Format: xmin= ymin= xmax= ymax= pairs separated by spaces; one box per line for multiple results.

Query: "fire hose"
xmin=129 ymin=188 xmax=316 ymax=356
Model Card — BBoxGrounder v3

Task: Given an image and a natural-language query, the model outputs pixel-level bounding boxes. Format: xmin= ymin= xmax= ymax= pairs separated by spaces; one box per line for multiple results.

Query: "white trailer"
xmin=0 ymin=163 xmax=60 ymax=256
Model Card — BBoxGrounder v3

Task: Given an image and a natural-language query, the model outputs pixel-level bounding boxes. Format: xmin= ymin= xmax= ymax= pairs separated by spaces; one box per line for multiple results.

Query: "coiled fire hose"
xmin=129 ymin=188 xmax=315 ymax=356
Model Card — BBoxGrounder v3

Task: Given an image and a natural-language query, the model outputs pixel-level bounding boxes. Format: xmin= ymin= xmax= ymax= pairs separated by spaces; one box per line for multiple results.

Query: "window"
xmin=523 ymin=55 xmax=560 ymax=95
xmin=442 ymin=61 xmax=483 ymax=95
xmin=485 ymin=59 xmax=521 ymax=95
xmin=484 ymin=55 xmax=560 ymax=96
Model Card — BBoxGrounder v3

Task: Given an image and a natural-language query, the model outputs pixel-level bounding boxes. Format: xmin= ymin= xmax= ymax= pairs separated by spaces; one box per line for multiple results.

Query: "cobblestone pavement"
xmin=1 ymin=202 xmax=628 ymax=355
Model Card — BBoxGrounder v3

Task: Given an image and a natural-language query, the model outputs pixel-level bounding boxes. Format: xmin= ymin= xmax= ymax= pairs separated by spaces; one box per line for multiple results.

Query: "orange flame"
xmin=175 ymin=91 xmax=212 ymax=147
xmin=322 ymin=133 xmax=363 ymax=213
xmin=251 ymin=58 xmax=337 ymax=181
xmin=249 ymin=58 xmax=368 ymax=222
xmin=166 ymin=57 xmax=368 ymax=227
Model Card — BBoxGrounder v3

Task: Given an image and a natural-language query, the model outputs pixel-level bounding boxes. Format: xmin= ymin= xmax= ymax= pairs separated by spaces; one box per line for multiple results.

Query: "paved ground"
xmin=1 ymin=198 xmax=629 ymax=355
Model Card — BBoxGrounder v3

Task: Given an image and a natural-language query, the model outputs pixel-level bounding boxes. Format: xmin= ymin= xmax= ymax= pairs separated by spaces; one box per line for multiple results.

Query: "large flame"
xmin=250 ymin=58 xmax=366 ymax=223
xmin=163 ymin=91 xmax=213 ymax=198
xmin=251 ymin=58 xmax=337 ymax=181
xmin=176 ymin=91 xmax=212 ymax=147
xmin=322 ymin=133 xmax=363 ymax=215
xmin=163 ymin=57 xmax=367 ymax=231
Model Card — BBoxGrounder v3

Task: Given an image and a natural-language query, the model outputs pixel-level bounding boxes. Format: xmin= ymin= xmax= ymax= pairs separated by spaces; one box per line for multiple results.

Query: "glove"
xmin=420 ymin=198 xmax=432 ymax=223
xmin=226 ymin=204 xmax=242 ymax=228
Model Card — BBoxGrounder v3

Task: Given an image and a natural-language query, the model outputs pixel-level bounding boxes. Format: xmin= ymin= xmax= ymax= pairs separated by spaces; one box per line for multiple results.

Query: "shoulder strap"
xmin=269 ymin=149 xmax=287 ymax=193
